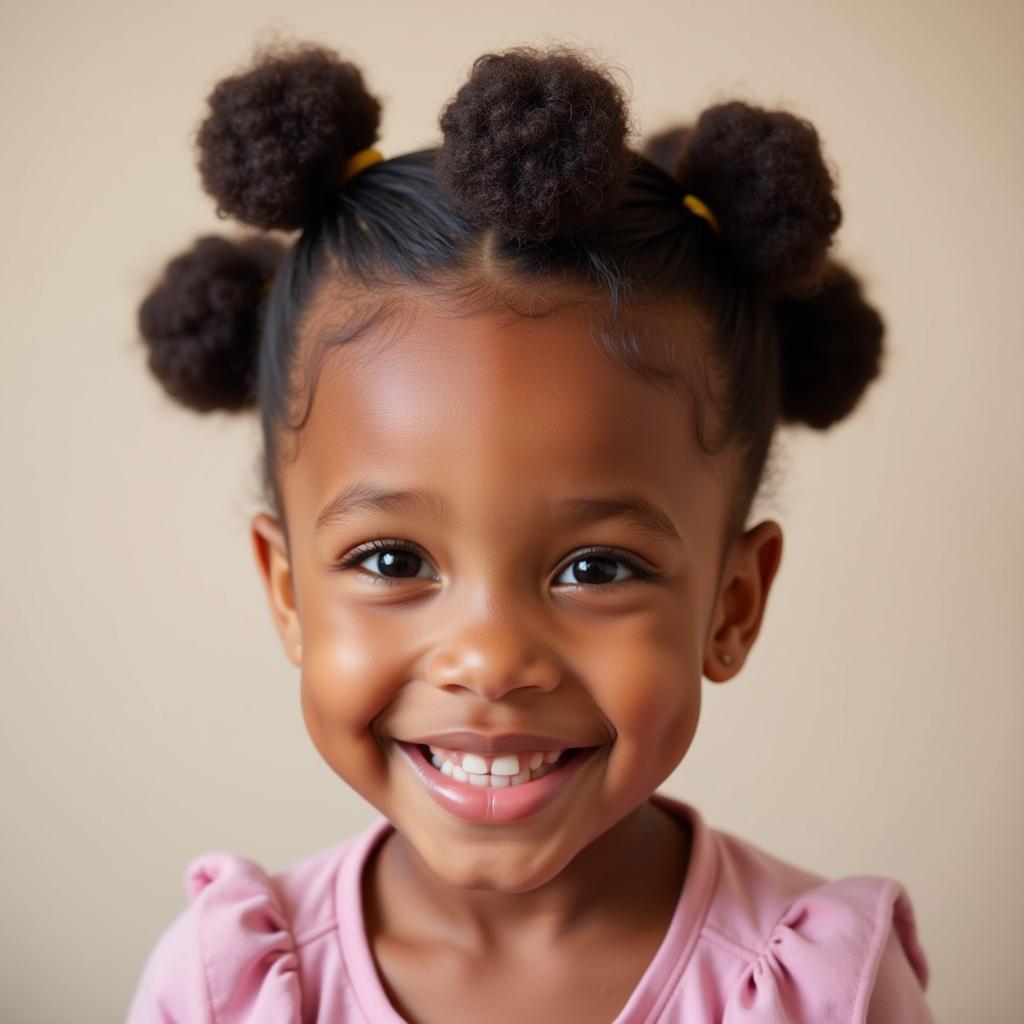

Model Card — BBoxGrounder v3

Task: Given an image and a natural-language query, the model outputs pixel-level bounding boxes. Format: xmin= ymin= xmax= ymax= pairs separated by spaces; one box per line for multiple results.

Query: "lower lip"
xmin=395 ymin=741 xmax=599 ymax=825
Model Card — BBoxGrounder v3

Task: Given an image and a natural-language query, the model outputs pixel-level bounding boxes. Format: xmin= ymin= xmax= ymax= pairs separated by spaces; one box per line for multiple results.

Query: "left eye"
xmin=554 ymin=552 xmax=644 ymax=586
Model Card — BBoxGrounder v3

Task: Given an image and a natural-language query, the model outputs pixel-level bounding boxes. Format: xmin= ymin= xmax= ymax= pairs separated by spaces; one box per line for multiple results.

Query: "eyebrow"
xmin=314 ymin=481 xmax=682 ymax=546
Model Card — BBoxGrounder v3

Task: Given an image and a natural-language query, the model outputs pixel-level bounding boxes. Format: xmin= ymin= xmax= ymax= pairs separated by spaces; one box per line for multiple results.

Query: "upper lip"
xmin=398 ymin=730 xmax=595 ymax=755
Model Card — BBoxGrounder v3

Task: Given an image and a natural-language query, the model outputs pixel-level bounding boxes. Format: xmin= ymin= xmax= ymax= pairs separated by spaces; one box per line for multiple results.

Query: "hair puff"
xmin=435 ymin=46 xmax=635 ymax=243
xmin=773 ymin=260 xmax=884 ymax=428
xmin=138 ymin=233 xmax=284 ymax=413
xmin=195 ymin=40 xmax=382 ymax=232
xmin=674 ymin=100 xmax=842 ymax=295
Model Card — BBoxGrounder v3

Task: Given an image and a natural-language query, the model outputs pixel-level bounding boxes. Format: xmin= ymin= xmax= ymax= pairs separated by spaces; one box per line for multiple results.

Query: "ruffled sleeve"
xmin=722 ymin=876 xmax=933 ymax=1024
xmin=126 ymin=852 xmax=301 ymax=1024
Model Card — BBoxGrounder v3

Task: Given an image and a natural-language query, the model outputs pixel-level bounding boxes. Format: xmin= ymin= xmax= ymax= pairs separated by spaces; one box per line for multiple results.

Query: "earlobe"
xmin=703 ymin=520 xmax=784 ymax=682
xmin=250 ymin=512 xmax=303 ymax=668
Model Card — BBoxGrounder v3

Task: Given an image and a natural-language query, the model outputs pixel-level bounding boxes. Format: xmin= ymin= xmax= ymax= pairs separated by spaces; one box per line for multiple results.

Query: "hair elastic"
xmin=682 ymin=193 xmax=720 ymax=236
xmin=258 ymin=147 xmax=385 ymax=300
xmin=341 ymin=146 xmax=385 ymax=184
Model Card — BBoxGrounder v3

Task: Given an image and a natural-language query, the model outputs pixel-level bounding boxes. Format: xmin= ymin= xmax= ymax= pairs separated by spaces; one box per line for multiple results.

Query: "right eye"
xmin=333 ymin=539 xmax=437 ymax=585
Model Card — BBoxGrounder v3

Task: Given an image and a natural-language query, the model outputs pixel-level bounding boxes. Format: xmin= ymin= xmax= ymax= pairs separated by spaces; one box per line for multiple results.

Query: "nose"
xmin=425 ymin=606 xmax=562 ymax=701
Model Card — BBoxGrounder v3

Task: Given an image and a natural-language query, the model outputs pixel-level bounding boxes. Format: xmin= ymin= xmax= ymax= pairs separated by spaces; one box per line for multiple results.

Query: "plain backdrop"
xmin=2 ymin=0 xmax=1021 ymax=1020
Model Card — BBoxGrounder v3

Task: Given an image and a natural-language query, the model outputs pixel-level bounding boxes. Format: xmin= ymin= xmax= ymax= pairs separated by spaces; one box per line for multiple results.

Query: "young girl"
xmin=127 ymin=39 xmax=934 ymax=1023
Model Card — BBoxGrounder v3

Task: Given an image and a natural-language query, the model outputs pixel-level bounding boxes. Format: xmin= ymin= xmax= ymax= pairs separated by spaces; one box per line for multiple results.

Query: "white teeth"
xmin=461 ymin=752 xmax=489 ymax=775
xmin=489 ymin=754 xmax=521 ymax=776
xmin=424 ymin=746 xmax=570 ymax=788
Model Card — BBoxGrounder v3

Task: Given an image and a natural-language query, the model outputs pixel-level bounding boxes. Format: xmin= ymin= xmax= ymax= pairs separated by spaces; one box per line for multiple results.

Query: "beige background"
xmin=2 ymin=0 xmax=1020 ymax=1019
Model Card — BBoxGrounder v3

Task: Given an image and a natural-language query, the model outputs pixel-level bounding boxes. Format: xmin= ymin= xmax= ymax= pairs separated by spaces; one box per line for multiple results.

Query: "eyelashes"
xmin=333 ymin=539 xmax=435 ymax=585
xmin=331 ymin=537 xmax=662 ymax=589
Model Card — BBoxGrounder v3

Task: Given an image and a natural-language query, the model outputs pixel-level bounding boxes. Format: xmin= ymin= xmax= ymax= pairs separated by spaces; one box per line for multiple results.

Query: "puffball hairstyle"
xmin=138 ymin=39 xmax=884 ymax=543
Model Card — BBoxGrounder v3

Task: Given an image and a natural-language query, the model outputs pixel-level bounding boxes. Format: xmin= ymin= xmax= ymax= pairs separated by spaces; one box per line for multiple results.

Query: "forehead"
xmin=282 ymin=294 xmax=728 ymax=538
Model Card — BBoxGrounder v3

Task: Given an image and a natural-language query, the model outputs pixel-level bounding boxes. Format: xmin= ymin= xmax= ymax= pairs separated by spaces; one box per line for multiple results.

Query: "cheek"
xmin=297 ymin=600 xmax=408 ymax=788
xmin=300 ymin=588 xmax=409 ymax=726
xmin=585 ymin=606 xmax=703 ymax=787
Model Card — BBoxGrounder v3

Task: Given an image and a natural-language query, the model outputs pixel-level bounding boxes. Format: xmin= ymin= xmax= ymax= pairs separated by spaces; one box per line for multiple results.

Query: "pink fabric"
xmin=126 ymin=793 xmax=933 ymax=1022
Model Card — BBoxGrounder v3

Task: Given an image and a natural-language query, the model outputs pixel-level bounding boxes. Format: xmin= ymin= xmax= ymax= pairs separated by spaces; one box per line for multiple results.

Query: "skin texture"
xmin=250 ymin=285 xmax=783 ymax=1023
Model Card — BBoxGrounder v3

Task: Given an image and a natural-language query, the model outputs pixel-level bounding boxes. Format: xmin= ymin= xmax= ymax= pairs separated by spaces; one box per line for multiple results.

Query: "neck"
xmin=365 ymin=797 xmax=692 ymax=955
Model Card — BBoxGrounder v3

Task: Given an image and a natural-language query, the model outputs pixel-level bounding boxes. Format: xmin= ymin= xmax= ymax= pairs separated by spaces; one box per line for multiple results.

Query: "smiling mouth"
xmin=394 ymin=739 xmax=601 ymax=824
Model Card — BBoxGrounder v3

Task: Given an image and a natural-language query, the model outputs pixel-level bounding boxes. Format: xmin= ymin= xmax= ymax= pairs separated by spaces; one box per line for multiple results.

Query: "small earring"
xmin=721 ymin=652 xmax=734 ymax=665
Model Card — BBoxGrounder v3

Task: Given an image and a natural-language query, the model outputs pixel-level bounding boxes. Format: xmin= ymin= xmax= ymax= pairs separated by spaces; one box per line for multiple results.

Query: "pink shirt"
xmin=126 ymin=792 xmax=933 ymax=1022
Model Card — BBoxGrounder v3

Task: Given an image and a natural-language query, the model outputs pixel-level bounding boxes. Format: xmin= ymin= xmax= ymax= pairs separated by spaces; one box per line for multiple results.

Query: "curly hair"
xmin=138 ymin=39 xmax=884 ymax=547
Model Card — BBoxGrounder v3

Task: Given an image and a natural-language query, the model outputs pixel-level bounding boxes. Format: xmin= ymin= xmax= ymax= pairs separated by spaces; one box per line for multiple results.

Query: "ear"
xmin=703 ymin=519 xmax=784 ymax=682
xmin=250 ymin=512 xmax=303 ymax=667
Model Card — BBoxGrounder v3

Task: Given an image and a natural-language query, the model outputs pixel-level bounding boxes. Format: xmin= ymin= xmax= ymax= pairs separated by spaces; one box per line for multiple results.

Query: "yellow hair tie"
xmin=682 ymin=193 xmax=720 ymax=236
xmin=341 ymin=146 xmax=385 ymax=185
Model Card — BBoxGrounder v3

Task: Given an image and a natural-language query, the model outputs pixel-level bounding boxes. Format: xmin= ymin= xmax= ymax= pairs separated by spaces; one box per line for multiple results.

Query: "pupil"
xmin=573 ymin=557 xmax=616 ymax=585
xmin=378 ymin=550 xmax=421 ymax=577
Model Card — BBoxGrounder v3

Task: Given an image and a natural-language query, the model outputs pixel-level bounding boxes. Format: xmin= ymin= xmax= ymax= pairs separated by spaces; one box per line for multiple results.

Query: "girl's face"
xmin=252 ymin=287 xmax=781 ymax=893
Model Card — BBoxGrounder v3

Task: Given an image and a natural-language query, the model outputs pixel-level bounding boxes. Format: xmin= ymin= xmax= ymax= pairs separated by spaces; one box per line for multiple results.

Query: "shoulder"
xmin=125 ymin=832 xmax=368 ymax=1024
xmin=701 ymin=827 xmax=934 ymax=1023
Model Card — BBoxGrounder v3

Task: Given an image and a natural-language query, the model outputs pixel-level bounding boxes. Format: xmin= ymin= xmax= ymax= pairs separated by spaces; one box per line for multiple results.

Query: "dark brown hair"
xmin=138 ymin=39 xmax=884 ymax=549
